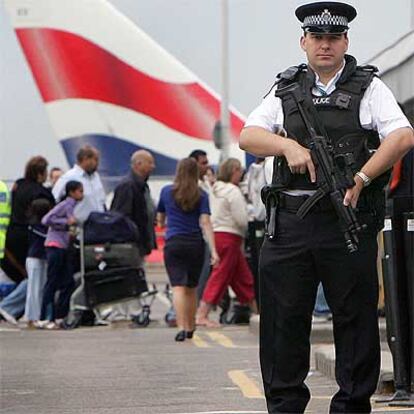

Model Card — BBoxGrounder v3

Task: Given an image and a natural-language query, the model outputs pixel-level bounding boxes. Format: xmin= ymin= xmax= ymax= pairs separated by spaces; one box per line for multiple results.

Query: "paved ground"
xmin=0 ymin=321 xmax=336 ymax=414
xmin=1 ymin=268 xmax=413 ymax=413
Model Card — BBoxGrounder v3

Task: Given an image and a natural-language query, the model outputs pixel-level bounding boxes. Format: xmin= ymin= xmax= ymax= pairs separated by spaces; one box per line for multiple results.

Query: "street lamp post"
xmin=220 ymin=0 xmax=230 ymax=161
xmin=411 ymin=0 xmax=414 ymax=30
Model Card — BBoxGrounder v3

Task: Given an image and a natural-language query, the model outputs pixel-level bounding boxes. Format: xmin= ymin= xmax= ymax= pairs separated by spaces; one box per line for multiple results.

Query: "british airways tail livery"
xmin=4 ymin=0 xmax=246 ymax=187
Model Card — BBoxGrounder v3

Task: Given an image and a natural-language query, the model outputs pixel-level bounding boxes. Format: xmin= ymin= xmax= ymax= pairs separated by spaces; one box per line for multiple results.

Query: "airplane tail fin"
xmin=4 ymin=0 xmax=247 ymax=186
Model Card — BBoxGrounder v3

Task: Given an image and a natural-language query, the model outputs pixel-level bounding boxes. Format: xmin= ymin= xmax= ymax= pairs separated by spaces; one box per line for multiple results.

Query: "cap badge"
xmin=321 ymin=9 xmax=332 ymax=23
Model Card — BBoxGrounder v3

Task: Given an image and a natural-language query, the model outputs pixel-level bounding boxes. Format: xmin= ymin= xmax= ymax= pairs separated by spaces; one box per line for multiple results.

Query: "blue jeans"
xmin=41 ymin=247 xmax=75 ymax=321
xmin=24 ymin=258 xmax=47 ymax=321
xmin=0 ymin=279 xmax=27 ymax=318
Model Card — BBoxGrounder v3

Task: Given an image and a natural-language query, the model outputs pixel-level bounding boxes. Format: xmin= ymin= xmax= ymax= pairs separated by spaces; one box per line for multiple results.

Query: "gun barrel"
xmin=329 ymin=190 xmax=362 ymax=252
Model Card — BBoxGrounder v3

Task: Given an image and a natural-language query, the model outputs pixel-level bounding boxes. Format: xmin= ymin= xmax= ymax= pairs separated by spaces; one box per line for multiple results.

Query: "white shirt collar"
xmin=313 ymin=60 xmax=346 ymax=94
xmin=73 ymin=163 xmax=90 ymax=178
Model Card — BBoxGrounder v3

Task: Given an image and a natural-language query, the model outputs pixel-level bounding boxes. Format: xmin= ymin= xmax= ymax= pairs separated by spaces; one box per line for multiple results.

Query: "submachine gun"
xmin=273 ymin=83 xmax=366 ymax=253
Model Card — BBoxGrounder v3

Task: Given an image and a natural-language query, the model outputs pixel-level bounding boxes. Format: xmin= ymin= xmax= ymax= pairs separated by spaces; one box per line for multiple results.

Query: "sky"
xmin=0 ymin=0 xmax=412 ymax=181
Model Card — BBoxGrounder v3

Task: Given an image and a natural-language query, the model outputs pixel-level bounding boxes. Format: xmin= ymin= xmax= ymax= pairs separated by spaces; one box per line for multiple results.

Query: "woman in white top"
xmin=196 ymin=158 xmax=258 ymax=327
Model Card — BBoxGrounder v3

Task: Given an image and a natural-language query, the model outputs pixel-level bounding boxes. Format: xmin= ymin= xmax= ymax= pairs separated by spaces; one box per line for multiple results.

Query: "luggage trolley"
xmin=80 ymin=211 xmax=157 ymax=326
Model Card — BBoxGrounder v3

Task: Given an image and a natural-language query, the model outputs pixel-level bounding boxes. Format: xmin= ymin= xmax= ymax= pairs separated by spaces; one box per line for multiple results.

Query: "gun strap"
xmin=286 ymin=87 xmax=339 ymax=219
xmin=296 ymin=188 xmax=327 ymax=219
xmin=278 ymin=80 xmax=333 ymax=148
xmin=300 ymin=90 xmax=332 ymax=146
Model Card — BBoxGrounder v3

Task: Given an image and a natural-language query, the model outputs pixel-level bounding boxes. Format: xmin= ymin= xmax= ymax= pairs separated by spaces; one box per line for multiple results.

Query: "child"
xmin=23 ymin=198 xmax=52 ymax=326
xmin=40 ymin=181 xmax=83 ymax=329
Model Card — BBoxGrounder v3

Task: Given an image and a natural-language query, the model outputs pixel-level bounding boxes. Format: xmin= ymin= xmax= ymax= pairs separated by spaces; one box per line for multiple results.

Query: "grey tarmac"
xmin=1 ymin=285 xmax=413 ymax=414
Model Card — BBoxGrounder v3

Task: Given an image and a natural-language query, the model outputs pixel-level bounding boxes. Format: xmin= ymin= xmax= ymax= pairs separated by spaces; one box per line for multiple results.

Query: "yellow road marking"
xmin=192 ymin=333 xmax=210 ymax=348
xmin=206 ymin=331 xmax=236 ymax=348
xmin=228 ymin=370 xmax=264 ymax=399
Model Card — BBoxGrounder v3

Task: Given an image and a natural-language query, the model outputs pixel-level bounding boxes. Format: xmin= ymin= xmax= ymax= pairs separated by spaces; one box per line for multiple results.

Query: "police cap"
xmin=295 ymin=2 xmax=357 ymax=34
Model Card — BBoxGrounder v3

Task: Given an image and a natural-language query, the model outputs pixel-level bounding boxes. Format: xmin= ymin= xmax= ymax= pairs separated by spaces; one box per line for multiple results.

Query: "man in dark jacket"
xmin=111 ymin=150 xmax=156 ymax=256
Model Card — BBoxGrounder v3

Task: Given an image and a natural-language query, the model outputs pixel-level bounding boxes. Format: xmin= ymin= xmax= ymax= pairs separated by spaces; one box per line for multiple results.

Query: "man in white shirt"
xmin=53 ymin=146 xmax=106 ymax=215
xmin=239 ymin=2 xmax=414 ymax=413
xmin=189 ymin=149 xmax=210 ymax=193
xmin=51 ymin=146 xmax=106 ymax=328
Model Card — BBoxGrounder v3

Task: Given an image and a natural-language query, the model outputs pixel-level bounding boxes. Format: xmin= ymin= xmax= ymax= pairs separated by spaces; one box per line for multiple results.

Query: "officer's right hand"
xmin=281 ymin=138 xmax=316 ymax=182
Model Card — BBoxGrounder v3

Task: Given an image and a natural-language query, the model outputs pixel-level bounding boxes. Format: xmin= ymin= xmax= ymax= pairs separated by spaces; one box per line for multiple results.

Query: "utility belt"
xmin=277 ymin=192 xmax=375 ymax=213
xmin=278 ymin=193 xmax=333 ymax=213
xmin=262 ymin=186 xmax=384 ymax=239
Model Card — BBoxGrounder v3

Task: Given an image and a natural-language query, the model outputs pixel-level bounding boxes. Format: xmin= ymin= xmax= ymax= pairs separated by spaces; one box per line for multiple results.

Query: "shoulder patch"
xmin=277 ymin=64 xmax=307 ymax=82
xmin=356 ymin=64 xmax=379 ymax=73
xmin=344 ymin=65 xmax=378 ymax=93
xmin=263 ymin=64 xmax=306 ymax=98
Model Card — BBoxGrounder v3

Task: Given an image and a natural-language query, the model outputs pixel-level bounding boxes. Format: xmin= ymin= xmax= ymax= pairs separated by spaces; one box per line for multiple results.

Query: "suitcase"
xmin=84 ymin=266 xmax=148 ymax=307
xmin=84 ymin=211 xmax=139 ymax=244
xmin=84 ymin=243 xmax=142 ymax=271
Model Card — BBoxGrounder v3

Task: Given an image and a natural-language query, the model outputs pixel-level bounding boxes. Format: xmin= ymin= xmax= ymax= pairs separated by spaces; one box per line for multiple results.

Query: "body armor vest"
xmin=272 ymin=54 xmax=390 ymax=193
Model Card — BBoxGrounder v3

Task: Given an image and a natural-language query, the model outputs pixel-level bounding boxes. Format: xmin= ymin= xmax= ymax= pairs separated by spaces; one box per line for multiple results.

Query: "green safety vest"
xmin=0 ymin=181 xmax=11 ymax=260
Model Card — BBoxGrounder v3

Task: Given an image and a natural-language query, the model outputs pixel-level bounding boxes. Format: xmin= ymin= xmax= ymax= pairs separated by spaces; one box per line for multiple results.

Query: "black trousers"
xmin=259 ymin=208 xmax=380 ymax=413
xmin=41 ymin=247 xmax=75 ymax=321
xmin=247 ymin=220 xmax=265 ymax=308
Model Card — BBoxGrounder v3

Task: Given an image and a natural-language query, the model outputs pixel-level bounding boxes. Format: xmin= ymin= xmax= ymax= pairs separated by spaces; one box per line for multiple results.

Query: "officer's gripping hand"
xmin=281 ymin=138 xmax=316 ymax=182
xmin=343 ymin=175 xmax=364 ymax=208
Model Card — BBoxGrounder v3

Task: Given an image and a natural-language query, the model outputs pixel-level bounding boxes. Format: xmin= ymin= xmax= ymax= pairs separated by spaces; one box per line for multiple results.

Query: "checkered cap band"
xmin=303 ymin=13 xmax=348 ymax=27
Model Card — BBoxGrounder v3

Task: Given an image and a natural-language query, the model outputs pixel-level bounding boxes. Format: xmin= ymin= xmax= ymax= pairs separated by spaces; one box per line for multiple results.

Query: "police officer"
xmin=0 ymin=181 xmax=11 ymax=260
xmin=240 ymin=2 xmax=414 ymax=413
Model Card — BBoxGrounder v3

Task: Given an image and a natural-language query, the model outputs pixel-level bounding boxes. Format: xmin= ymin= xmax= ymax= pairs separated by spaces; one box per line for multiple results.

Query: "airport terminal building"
xmin=368 ymin=30 xmax=414 ymax=123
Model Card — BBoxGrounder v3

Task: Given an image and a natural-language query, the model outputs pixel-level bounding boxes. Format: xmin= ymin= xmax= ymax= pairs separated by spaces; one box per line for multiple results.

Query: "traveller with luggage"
xmin=40 ymin=181 xmax=83 ymax=328
xmin=111 ymin=150 xmax=157 ymax=258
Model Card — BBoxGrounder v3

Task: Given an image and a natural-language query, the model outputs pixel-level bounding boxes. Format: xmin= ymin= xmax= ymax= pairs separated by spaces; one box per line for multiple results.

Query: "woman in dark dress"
xmin=1 ymin=156 xmax=55 ymax=283
xmin=157 ymin=158 xmax=219 ymax=341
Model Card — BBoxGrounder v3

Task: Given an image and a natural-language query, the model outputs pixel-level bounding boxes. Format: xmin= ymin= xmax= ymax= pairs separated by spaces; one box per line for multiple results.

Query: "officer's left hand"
xmin=343 ymin=176 xmax=364 ymax=208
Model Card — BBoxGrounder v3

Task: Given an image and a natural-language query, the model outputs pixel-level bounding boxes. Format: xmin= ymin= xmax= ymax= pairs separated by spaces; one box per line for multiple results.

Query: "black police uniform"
xmin=258 ymin=3 xmax=387 ymax=413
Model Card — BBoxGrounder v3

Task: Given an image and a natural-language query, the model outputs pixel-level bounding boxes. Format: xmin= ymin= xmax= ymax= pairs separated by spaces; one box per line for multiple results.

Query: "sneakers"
xmin=0 ymin=307 xmax=18 ymax=325
xmin=44 ymin=321 xmax=60 ymax=330
xmin=34 ymin=320 xmax=61 ymax=330
xmin=34 ymin=320 xmax=48 ymax=329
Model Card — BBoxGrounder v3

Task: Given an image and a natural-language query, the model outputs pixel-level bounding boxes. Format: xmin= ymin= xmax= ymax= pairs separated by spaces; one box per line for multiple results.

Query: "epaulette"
xmin=277 ymin=63 xmax=307 ymax=82
xmin=263 ymin=64 xmax=307 ymax=98
xmin=356 ymin=64 xmax=379 ymax=73
xmin=338 ymin=64 xmax=378 ymax=94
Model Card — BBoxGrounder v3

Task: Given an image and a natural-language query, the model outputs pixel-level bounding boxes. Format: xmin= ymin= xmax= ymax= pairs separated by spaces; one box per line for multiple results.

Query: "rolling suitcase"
xmin=84 ymin=243 xmax=142 ymax=271
xmin=84 ymin=266 xmax=148 ymax=307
